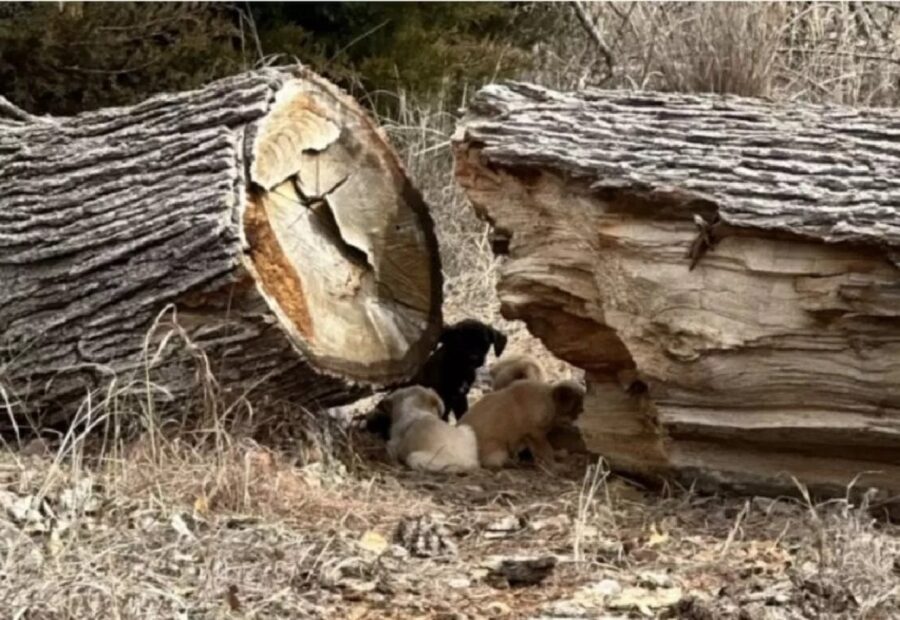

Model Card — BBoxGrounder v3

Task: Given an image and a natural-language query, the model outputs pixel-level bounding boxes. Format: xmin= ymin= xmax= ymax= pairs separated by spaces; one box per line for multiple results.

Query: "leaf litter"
xmin=0 ymin=431 xmax=898 ymax=619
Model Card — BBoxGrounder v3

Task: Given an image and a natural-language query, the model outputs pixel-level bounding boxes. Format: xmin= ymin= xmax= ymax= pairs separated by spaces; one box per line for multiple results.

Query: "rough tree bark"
xmin=1 ymin=66 xmax=442 ymax=429
xmin=453 ymin=83 xmax=900 ymax=496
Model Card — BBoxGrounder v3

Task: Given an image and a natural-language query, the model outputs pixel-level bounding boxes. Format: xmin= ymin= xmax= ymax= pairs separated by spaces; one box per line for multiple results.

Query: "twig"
xmin=329 ymin=19 xmax=391 ymax=64
xmin=570 ymin=1 xmax=614 ymax=83
xmin=242 ymin=3 xmax=265 ymax=63
xmin=719 ymin=499 xmax=749 ymax=558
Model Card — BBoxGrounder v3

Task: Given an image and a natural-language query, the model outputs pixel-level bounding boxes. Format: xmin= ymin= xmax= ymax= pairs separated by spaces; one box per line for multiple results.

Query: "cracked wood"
xmin=454 ymin=82 xmax=900 ymax=497
xmin=1 ymin=67 xmax=441 ymax=428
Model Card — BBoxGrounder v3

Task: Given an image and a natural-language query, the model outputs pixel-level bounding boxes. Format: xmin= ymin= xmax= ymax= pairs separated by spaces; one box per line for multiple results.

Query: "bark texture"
xmin=1 ymin=66 xmax=441 ymax=428
xmin=454 ymin=82 xmax=900 ymax=496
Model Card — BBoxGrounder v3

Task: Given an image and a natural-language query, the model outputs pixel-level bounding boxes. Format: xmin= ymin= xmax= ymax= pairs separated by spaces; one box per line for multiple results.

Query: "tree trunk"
xmin=1 ymin=66 xmax=442 ymax=429
xmin=453 ymin=83 xmax=900 ymax=497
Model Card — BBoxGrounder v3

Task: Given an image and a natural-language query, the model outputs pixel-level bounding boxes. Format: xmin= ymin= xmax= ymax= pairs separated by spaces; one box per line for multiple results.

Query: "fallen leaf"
xmin=347 ymin=605 xmax=368 ymax=620
xmin=2 ymin=491 xmax=42 ymax=523
xmin=358 ymin=530 xmax=388 ymax=555
xmin=46 ymin=528 xmax=63 ymax=557
xmin=193 ymin=495 xmax=209 ymax=518
xmin=226 ymin=584 xmax=242 ymax=611
xmin=647 ymin=523 xmax=669 ymax=547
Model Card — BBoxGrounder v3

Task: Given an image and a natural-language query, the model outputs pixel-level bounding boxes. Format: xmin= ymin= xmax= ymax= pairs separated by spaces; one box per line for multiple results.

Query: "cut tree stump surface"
xmin=453 ymin=82 xmax=900 ymax=496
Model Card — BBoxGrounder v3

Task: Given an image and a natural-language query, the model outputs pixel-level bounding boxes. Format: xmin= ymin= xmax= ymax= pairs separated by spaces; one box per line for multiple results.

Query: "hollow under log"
xmin=453 ymin=82 xmax=900 ymax=497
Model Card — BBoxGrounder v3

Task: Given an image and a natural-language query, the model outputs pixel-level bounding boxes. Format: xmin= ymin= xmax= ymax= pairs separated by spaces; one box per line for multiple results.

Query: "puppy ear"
xmin=551 ymin=381 xmax=585 ymax=419
xmin=438 ymin=325 xmax=456 ymax=347
xmin=365 ymin=397 xmax=394 ymax=438
xmin=427 ymin=389 xmax=445 ymax=418
xmin=372 ymin=395 xmax=394 ymax=421
xmin=490 ymin=329 xmax=508 ymax=357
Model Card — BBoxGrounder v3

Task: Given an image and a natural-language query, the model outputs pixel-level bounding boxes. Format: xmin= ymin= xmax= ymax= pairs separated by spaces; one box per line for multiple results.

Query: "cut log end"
xmin=0 ymin=67 xmax=441 ymax=428
xmin=242 ymin=69 xmax=441 ymax=384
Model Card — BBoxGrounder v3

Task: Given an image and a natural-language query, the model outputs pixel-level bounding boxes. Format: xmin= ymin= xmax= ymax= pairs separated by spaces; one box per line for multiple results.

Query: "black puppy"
xmin=415 ymin=319 xmax=507 ymax=419
xmin=363 ymin=319 xmax=507 ymax=439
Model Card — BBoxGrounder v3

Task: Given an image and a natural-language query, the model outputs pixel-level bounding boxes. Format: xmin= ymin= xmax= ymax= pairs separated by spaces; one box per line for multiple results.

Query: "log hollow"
xmin=454 ymin=82 xmax=900 ymax=496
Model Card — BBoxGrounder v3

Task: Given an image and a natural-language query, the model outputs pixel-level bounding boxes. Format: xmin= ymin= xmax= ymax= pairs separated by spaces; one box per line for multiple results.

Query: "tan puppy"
xmin=383 ymin=386 xmax=479 ymax=473
xmin=489 ymin=354 xmax=546 ymax=391
xmin=459 ymin=379 xmax=584 ymax=468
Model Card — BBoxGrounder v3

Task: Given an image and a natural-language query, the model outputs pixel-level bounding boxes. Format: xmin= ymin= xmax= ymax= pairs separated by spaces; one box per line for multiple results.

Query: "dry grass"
xmin=1 ymin=306 xmax=897 ymax=618
xmin=3 ymin=429 xmax=898 ymax=618
xmin=527 ymin=2 xmax=900 ymax=106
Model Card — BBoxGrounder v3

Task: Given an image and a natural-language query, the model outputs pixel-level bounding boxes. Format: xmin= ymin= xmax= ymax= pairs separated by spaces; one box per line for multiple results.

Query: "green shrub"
xmin=0 ymin=2 xmax=538 ymax=116
xmin=0 ymin=3 xmax=246 ymax=115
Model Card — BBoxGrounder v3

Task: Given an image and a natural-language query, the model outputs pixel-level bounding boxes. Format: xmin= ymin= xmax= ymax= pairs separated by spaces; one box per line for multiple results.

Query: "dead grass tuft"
xmin=528 ymin=2 xmax=900 ymax=106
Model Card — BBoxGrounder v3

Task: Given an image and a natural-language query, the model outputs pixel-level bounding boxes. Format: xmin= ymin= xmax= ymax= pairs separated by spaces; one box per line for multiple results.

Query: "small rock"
xmin=386 ymin=544 xmax=410 ymax=560
xmin=59 ymin=478 xmax=101 ymax=516
xmin=531 ymin=514 xmax=570 ymax=532
xmin=170 ymin=512 xmax=195 ymax=540
xmin=488 ymin=555 xmax=557 ymax=588
xmin=447 ymin=577 xmax=471 ymax=589
xmin=1 ymin=491 xmax=48 ymax=531
xmin=486 ymin=601 xmax=513 ymax=616
xmin=608 ymin=585 xmax=683 ymax=614
xmin=484 ymin=514 xmax=526 ymax=539
xmin=544 ymin=579 xmax=623 ymax=616
xmin=638 ymin=571 xmax=672 ymax=588
xmin=586 ymin=579 xmax=623 ymax=598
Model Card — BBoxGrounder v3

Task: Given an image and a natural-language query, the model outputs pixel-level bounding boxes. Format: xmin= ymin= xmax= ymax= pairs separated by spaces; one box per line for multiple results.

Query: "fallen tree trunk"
xmin=1 ymin=66 xmax=441 ymax=429
xmin=454 ymin=83 xmax=900 ymax=496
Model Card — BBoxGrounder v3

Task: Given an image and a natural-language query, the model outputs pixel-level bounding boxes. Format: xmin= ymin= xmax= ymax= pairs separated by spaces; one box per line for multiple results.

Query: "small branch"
xmin=0 ymin=96 xmax=34 ymax=123
xmin=242 ymin=3 xmax=265 ymax=63
xmin=60 ymin=58 xmax=161 ymax=76
xmin=570 ymin=1 xmax=614 ymax=82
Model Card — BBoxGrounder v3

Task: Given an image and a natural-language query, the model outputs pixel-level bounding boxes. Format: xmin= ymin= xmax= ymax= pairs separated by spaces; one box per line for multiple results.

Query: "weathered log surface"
xmin=1 ymin=66 xmax=441 ymax=427
xmin=454 ymin=82 xmax=900 ymax=495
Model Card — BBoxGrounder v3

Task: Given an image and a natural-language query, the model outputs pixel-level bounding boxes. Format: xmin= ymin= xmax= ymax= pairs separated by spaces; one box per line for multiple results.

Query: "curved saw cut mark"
xmin=251 ymin=82 xmax=341 ymax=191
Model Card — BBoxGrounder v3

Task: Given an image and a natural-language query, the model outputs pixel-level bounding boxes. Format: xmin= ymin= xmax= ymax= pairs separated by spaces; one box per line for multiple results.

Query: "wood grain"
xmin=1 ymin=67 xmax=441 ymax=429
xmin=454 ymin=82 xmax=900 ymax=496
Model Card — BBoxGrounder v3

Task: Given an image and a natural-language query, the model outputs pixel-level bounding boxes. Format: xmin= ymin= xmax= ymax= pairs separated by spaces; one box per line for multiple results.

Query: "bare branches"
xmin=569 ymin=1 xmax=614 ymax=83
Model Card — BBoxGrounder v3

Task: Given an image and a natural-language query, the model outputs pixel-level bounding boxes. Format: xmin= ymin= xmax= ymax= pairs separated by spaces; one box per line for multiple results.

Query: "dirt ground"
xmin=2 ymin=423 xmax=898 ymax=620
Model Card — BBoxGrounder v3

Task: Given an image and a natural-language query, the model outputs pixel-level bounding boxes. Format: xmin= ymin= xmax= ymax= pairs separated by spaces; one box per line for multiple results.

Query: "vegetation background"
xmin=2 ymin=3 xmax=900 ymax=618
